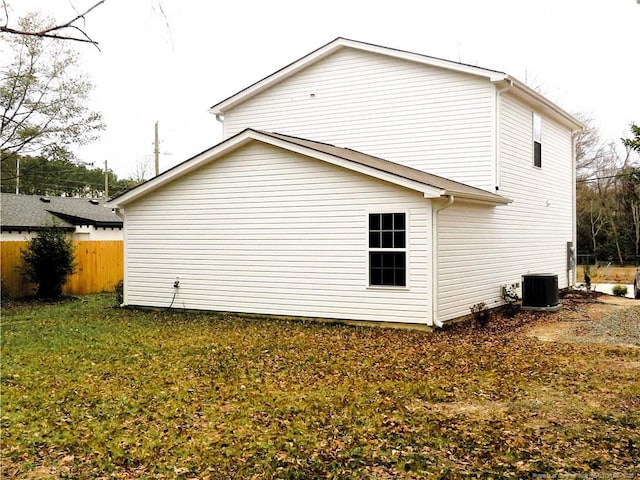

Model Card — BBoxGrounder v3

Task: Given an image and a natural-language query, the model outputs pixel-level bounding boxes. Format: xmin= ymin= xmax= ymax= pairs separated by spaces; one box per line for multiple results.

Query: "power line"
xmin=577 ymin=170 xmax=639 ymax=183
xmin=1 ymin=164 xmax=112 ymax=182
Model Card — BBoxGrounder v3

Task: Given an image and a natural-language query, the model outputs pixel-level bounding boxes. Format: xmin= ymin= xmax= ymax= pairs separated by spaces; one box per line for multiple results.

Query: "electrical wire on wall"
xmin=168 ymin=278 xmax=180 ymax=309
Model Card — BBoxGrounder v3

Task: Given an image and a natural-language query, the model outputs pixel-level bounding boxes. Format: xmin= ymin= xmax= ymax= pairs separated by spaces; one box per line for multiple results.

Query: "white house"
xmin=107 ymin=38 xmax=583 ymax=326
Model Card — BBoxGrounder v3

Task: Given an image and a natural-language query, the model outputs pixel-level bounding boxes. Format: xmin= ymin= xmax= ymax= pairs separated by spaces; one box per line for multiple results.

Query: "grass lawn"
xmin=576 ymin=265 xmax=637 ymax=284
xmin=2 ymin=295 xmax=639 ymax=479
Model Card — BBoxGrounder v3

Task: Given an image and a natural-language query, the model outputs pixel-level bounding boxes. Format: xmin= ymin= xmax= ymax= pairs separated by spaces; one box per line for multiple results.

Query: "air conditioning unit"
xmin=521 ymin=273 xmax=560 ymax=311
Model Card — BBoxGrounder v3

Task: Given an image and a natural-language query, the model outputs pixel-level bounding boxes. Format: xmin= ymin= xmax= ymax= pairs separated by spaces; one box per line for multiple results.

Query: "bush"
xmin=22 ymin=226 xmax=75 ymax=298
xmin=114 ymin=280 xmax=124 ymax=305
xmin=612 ymin=284 xmax=628 ymax=297
xmin=470 ymin=302 xmax=491 ymax=327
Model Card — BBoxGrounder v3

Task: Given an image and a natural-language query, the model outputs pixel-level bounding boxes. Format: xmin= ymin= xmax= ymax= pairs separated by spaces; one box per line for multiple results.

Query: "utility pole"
xmin=154 ymin=121 xmax=160 ymax=176
xmin=15 ymin=156 xmax=19 ymax=194
xmin=104 ymin=160 xmax=109 ymax=197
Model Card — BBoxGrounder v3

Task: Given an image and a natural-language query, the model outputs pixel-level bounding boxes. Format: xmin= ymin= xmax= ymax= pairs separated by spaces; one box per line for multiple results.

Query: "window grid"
xmin=368 ymin=213 xmax=406 ymax=287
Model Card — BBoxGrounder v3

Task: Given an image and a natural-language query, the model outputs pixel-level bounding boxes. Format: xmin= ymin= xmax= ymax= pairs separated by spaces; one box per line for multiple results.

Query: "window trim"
xmin=533 ymin=112 xmax=542 ymax=169
xmin=366 ymin=211 xmax=409 ymax=289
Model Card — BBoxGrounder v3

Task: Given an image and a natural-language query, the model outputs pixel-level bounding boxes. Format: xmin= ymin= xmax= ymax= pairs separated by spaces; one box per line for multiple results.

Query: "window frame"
xmin=533 ymin=112 xmax=542 ymax=168
xmin=367 ymin=211 xmax=408 ymax=289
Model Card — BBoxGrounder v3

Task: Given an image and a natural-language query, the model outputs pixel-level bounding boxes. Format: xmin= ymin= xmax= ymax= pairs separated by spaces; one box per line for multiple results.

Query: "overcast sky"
xmin=6 ymin=0 xmax=640 ymax=179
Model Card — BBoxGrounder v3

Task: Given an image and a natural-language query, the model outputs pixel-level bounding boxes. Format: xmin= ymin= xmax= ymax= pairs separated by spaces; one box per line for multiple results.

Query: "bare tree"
xmin=576 ymin=119 xmax=640 ymax=264
xmin=133 ymin=156 xmax=153 ymax=183
xmin=0 ymin=0 xmax=106 ymax=48
xmin=576 ymin=182 xmax=606 ymax=258
xmin=573 ymin=113 xmax=611 ymax=180
xmin=594 ymin=143 xmax=628 ymax=264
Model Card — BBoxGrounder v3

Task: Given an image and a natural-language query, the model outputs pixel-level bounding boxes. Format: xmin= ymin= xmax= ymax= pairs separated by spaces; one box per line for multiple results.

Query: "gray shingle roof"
xmin=1 ymin=193 xmax=122 ymax=232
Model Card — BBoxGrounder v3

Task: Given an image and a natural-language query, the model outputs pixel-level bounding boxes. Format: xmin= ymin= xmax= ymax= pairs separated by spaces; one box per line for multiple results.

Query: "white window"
xmin=533 ymin=112 xmax=542 ymax=168
xmin=368 ymin=213 xmax=406 ymax=287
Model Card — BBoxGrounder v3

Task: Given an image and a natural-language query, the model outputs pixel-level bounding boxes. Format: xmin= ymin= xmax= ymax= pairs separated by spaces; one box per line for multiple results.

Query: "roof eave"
xmin=210 ymin=38 xmax=342 ymax=115
xmin=93 ymin=221 xmax=123 ymax=229
xmin=46 ymin=211 xmax=121 ymax=228
xmin=498 ymin=77 xmax=585 ymax=131
xmin=445 ymin=190 xmax=512 ymax=205
xmin=0 ymin=225 xmax=76 ymax=233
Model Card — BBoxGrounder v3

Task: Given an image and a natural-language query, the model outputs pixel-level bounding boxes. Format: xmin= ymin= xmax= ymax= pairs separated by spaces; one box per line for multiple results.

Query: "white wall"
xmin=1 ymin=231 xmax=37 ymax=242
xmin=123 ymin=141 xmax=433 ymax=324
xmin=1 ymin=227 xmax=122 ymax=242
xmin=436 ymin=94 xmax=574 ymax=322
xmin=224 ymin=48 xmax=495 ymax=191
xmin=71 ymin=226 xmax=123 ymax=241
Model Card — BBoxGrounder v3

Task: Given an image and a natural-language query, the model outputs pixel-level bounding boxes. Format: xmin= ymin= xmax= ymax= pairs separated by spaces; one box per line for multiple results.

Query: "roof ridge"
xmin=335 ymin=37 xmax=507 ymax=76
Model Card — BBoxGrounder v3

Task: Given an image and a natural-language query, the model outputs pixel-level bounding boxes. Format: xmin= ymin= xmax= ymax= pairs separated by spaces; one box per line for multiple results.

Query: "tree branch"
xmin=2 ymin=1 xmax=9 ymax=28
xmin=0 ymin=0 xmax=106 ymax=49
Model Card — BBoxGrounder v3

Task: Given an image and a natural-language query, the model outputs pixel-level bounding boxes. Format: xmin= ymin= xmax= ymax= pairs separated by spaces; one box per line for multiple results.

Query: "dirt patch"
xmin=525 ymin=292 xmax=639 ymax=347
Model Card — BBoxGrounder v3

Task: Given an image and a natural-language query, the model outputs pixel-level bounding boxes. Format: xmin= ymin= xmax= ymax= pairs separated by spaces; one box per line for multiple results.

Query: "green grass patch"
xmin=2 ymin=295 xmax=639 ymax=478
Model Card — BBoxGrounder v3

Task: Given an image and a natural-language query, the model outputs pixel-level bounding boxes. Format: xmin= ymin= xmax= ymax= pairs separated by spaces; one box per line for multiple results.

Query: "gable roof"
xmin=210 ymin=37 xmax=583 ymax=131
xmin=1 ymin=193 xmax=123 ymax=232
xmin=107 ymin=128 xmax=510 ymax=208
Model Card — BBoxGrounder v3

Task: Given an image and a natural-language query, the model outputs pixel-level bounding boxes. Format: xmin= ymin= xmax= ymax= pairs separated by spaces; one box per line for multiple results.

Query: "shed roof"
xmin=107 ymin=129 xmax=510 ymax=208
xmin=1 ymin=193 xmax=123 ymax=232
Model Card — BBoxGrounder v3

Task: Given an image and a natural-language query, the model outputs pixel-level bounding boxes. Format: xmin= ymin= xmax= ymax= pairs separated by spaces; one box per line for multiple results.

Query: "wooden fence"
xmin=1 ymin=241 xmax=123 ymax=299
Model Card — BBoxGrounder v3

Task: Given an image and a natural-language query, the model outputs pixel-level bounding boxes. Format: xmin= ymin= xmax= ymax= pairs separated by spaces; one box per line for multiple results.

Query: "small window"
xmin=369 ymin=213 xmax=406 ymax=287
xmin=533 ymin=113 xmax=542 ymax=168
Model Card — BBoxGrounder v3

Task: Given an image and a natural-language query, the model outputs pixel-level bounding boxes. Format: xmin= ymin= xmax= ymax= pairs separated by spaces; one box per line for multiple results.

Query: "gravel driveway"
xmin=525 ymin=293 xmax=640 ymax=347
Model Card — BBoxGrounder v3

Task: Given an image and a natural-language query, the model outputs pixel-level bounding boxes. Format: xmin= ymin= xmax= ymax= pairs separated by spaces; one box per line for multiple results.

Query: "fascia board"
xmin=446 ymin=191 xmax=512 ymax=205
xmin=1 ymin=225 xmax=75 ymax=232
xmin=502 ymin=77 xmax=585 ymax=131
xmin=210 ymin=40 xmax=341 ymax=115
xmin=340 ymin=38 xmax=507 ymax=82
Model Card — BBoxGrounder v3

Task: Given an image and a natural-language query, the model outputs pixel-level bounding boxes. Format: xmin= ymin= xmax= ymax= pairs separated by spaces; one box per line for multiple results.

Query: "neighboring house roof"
xmin=210 ymin=37 xmax=584 ymax=131
xmin=107 ymin=128 xmax=510 ymax=208
xmin=1 ymin=193 xmax=123 ymax=232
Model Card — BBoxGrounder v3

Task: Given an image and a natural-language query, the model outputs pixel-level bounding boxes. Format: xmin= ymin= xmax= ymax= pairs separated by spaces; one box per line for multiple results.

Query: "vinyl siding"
xmin=436 ymin=94 xmax=574 ymax=322
xmin=224 ymin=48 xmax=495 ymax=191
xmin=123 ymin=142 xmax=432 ymax=324
xmin=1 ymin=227 xmax=122 ymax=241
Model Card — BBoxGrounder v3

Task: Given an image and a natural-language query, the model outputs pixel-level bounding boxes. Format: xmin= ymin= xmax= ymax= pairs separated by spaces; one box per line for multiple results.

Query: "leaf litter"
xmin=1 ymin=293 xmax=639 ymax=479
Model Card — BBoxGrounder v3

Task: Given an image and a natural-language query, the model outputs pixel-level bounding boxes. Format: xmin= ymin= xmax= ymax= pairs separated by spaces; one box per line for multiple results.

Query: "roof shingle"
xmin=1 ymin=193 xmax=122 ymax=231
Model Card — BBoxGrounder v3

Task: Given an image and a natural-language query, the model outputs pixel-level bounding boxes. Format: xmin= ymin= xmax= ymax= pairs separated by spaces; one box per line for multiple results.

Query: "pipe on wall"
xmin=431 ymin=195 xmax=455 ymax=328
xmin=494 ymin=79 xmax=513 ymax=192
